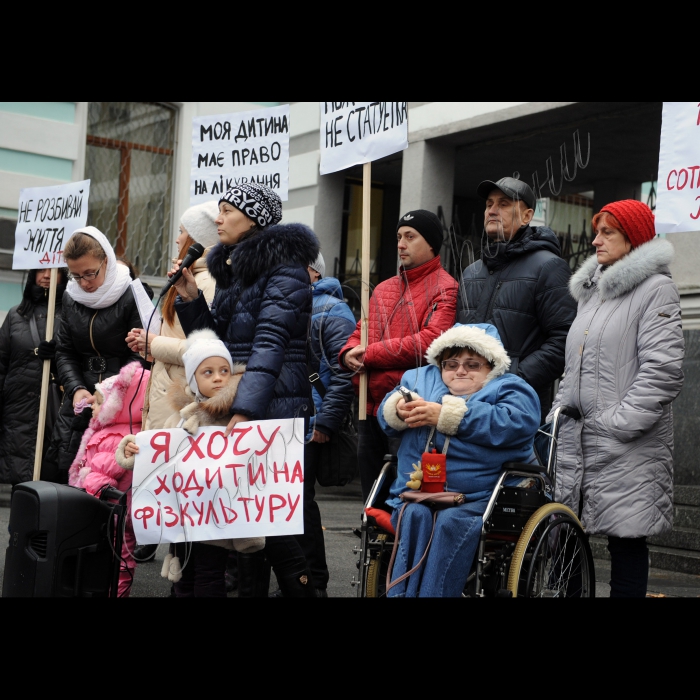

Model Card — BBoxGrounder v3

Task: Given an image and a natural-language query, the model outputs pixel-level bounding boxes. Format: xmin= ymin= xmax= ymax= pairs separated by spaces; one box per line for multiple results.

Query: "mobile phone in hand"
xmin=398 ymin=386 xmax=414 ymax=403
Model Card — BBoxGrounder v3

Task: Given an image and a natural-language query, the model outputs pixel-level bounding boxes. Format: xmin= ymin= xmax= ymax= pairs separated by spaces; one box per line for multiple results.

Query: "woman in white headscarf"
xmin=43 ymin=226 xmax=145 ymax=483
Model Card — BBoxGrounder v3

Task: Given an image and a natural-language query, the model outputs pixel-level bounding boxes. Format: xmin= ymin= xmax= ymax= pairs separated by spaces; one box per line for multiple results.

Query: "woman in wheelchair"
xmin=377 ymin=323 xmax=541 ymax=597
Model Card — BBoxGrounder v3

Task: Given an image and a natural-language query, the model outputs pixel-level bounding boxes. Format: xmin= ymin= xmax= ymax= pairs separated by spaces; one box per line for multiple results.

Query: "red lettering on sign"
xmin=225 ymin=463 xmax=246 ymax=487
xmin=205 ymin=501 xmax=220 ymax=525
xmin=255 ymin=424 xmax=280 ymax=455
xmin=238 ymin=497 xmax=253 ymax=521
xmin=286 ymin=493 xmax=301 ymax=521
xmin=150 ymin=432 xmax=170 ymax=463
xmin=134 ymin=507 xmax=155 ymax=529
xmin=156 ymin=506 xmax=161 ymax=527
xmin=254 ymin=495 xmax=265 ymax=522
xmin=206 ymin=467 xmax=222 ymax=489
xmin=192 ymin=500 xmax=205 ymax=525
xmin=220 ymin=498 xmax=237 ymax=523
xmin=183 ymin=470 xmax=204 ymax=499
xmin=154 ymin=474 xmax=171 ymax=495
xmin=207 ymin=431 xmax=228 ymax=459
xmin=172 ymin=472 xmax=184 ymax=492
xmin=183 ymin=433 xmax=205 ymax=461
xmin=691 ymin=196 xmax=700 ymax=220
xmin=667 ymin=169 xmax=677 ymax=190
xmin=231 ymin=426 xmax=253 ymax=455
xmin=164 ymin=505 xmax=179 ymax=527
xmin=273 ymin=461 xmax=289 ymax=483
xmin=269 ymin=494 xmax=286 ymax=522
xmin=248 ymin=461 xmax=266 ymax=487
xmin=290 ymin=460 xmax=304 ymax=483
xmin=180 ymin=502 xmax=195 ymax=527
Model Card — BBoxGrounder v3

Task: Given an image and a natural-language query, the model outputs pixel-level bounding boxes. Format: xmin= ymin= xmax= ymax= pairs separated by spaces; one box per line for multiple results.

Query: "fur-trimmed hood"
xmin=206 ymin=222 xmax=320 ymax=289
xmin=425 ymin=323 xmax=510 ymax=386
xmin=570 ymin=237 xmax=674 ymax=303
xmin=69 ymin=362 xmax=150 ymax=486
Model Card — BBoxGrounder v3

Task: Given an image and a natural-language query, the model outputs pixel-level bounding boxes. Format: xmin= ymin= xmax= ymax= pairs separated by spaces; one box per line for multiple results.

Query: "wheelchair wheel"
xmin=507 ymin=503 xmax=595 ymax=598
xmin=365 ymin=533 xmax=391 ymax=598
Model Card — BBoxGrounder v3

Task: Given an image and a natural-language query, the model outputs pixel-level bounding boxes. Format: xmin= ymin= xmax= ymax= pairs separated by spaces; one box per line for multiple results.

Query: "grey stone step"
xmin=0 ymin=484 xmax=11 ymax=508
xmin=590 ymin=535 xmax=700 ymax=576
xmin=673 ymin=504 xmax=700 ymax=530
xmin=649 ymin=527 xmax=700 ymax=552
xmin=675 ymin=485 xmax=700 ymax=507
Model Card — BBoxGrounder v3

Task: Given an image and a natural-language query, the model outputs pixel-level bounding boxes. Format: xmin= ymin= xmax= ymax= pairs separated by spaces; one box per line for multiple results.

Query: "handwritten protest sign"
xmin=190 ymin=105 xmax=290 ymax=206
xmin=13 ymin=179 xmax=90 ymax=269
xmin=655 ymin=102 xmax=700 ymax=234
xmin=131 ymin=419 xmax=305 ymax=545
xmin=319 ymin=102 xmax=408 ymax=175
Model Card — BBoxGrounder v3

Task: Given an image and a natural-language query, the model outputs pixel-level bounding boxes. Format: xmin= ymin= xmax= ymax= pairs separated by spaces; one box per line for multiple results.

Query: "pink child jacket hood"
xmin=69 ymin=362 xmax=150 ymax=488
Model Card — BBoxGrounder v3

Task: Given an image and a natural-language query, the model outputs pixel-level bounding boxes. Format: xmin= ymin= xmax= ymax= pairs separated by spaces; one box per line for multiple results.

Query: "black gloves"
xmin=37 ymin=339 xmax=56 ymax=361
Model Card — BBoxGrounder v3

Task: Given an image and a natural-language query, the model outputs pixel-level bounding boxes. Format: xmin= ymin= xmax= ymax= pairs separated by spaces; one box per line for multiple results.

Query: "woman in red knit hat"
xmin=550 ymin=199 xmax=685 ymax=597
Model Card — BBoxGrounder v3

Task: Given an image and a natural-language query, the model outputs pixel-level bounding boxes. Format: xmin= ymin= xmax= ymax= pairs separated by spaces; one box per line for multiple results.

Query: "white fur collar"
xmin=569 ymin=238 xmax=674 ymax=303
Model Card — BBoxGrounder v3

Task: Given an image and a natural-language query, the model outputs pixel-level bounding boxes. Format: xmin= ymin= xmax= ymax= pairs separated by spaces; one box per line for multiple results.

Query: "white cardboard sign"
xmin=12 ymin=179 xmax=90 ymax=269
xmin=190 ymin=105 xmax=290 ymax=205
xmin=131 ymin=420 xmax=305 ymax=545
xmin=655 ymin=102 xmax=700 ymax=234
xmin=319 ymin=102 xmax=408 ymax=175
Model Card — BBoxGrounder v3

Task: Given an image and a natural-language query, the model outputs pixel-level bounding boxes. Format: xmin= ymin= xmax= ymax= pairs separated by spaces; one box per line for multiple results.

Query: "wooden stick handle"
xmin=33 ymin=267 xmax=58 ymax=481
xmin=359 ymin=161 xmax=371 ymax=421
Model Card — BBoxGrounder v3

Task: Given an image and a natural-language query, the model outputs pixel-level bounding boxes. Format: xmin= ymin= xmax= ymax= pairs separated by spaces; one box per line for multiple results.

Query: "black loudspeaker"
xmin=2 ymin=481 xmax=124 ymax=598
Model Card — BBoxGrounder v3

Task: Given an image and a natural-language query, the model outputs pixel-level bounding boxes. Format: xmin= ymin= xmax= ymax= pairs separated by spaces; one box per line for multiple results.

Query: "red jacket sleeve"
xmin=364 ymin=280 xmax=457 ymax=369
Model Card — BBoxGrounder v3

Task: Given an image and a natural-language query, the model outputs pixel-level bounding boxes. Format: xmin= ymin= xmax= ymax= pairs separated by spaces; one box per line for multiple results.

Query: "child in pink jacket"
xmin=68 ymin=361 xmax=150 ymax=597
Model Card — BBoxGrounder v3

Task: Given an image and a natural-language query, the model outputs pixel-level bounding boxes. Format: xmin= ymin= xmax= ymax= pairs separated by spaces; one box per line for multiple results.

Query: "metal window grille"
xmin=85 ymin=102 xmax=176 ymax=277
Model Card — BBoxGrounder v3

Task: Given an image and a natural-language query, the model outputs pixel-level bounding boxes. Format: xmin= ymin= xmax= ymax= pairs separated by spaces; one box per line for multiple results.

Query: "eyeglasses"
xmin=441 ymin=359 xmax=489 ymax=372
xmin=69 ymin=258 xmax=105 ymax=282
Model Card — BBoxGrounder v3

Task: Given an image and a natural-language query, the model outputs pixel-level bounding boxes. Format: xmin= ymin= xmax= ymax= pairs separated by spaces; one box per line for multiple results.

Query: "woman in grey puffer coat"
xmin=551 ymin=199 xmax=684 ymax=598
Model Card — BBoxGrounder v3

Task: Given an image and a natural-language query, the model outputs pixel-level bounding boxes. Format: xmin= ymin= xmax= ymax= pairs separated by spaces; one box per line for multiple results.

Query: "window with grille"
xmin=85 ymin=102 xmax=176 ymax=277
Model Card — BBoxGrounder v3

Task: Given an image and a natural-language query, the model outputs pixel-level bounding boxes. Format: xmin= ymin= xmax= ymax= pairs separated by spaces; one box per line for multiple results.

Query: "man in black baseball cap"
xmin=477 ymin=177 xmax=537 ymax=241
xmin=457 ymin=175 xmax=577 ymax=422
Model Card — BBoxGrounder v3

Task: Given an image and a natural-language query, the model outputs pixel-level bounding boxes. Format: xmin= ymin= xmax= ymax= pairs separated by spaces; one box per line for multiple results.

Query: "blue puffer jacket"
xmin=307 ymin=276 xmax=356 ymax=437
xmin=175 ymin=222 xmax=320 ymax=421
xmin=378 ymin=364 xmax=540 ymax=510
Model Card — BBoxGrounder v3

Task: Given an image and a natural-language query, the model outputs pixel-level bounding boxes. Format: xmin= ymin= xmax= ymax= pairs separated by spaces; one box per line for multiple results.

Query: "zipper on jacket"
xmin=485 ymin=280 xmax=503 ymax=320
xmin=88 ymin=311 xmax=102 ymax=383
xmin=424 ymin=302 xmax=438 ymax=327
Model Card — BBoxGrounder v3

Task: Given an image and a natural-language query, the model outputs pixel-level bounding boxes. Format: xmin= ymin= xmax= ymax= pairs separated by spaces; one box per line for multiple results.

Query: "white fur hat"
xmin=180 ymin=201 xmax=220 ymax=249
xmin=309 ymin=253 xmax=325 ymax=278
xmin=425 ymin=323 xmax=511 ymax=385
xmin=182 ymin=329 xmax=233 ymax=398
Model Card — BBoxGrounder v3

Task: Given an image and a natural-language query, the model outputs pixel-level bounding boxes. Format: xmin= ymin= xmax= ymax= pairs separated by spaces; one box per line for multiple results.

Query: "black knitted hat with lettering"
xmin=396 ymin=209 xmax=444 ymax=254
xmin=219 ymin=183 xmax=282 ymax=229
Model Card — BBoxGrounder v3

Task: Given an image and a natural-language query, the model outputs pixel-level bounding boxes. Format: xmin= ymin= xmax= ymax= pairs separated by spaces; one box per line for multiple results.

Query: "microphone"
xmin=159 ymin=243 xmax=205 ymax=298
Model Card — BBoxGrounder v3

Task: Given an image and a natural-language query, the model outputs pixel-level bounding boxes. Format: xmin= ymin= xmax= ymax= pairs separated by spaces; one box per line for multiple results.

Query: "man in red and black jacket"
xmin=340 ymin=210 xmax=458 ymax=500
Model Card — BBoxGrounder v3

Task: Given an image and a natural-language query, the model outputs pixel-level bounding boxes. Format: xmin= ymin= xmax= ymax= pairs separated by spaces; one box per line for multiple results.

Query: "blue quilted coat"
xmin=175 ymin=222 xmax=320 ymax=422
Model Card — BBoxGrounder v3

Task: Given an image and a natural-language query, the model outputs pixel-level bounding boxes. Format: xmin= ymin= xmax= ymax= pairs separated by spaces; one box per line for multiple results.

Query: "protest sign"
xmin=319 ymin=102 xmax=408 ymax=175
xmin=13 ymin=179 xmax=90 ymax=270
xmin=190 ymin=105 xmax=290 ymax=205
xmin=131 ymin=419 xmax=305 ymax=545
xmin=655 ymin=102 xmax=700 ymax=234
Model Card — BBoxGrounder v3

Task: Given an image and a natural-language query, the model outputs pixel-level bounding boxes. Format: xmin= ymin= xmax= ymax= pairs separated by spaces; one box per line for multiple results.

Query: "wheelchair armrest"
xmin=502 ymin=461 xmax=547 ymax=475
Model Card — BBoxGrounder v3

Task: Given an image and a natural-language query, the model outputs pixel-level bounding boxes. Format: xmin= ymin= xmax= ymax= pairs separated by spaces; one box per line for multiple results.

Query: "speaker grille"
xmin=29 ymin=532 xmax=48 ymax=559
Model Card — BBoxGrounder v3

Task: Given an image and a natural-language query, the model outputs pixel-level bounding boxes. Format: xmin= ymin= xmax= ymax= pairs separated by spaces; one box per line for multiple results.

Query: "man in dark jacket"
xmin=457 ymin=177 xmax=577 ymax=421
xmin=300 ymin=253 xmax=356 ymax=596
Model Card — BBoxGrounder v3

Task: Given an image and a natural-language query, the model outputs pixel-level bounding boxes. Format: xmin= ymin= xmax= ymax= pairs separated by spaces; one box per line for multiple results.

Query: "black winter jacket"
xmin=176 ymin=223 xmax=320 ymax=422
xmin=0 ymin=277 xmax=65 ymax=484
xmin=45 ymin=286 xmax=145 ymax=474
xmin=457 ymin=225 xmax=577 ymax=418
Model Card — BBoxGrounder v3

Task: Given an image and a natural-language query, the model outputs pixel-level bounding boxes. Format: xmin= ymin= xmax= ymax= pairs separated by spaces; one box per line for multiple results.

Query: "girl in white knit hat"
xmin=118 ymin=329 xmax=263 ymax=597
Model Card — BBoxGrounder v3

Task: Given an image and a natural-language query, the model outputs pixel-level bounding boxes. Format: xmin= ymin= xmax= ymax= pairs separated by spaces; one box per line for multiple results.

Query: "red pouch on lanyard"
xmin=421 ymin=448 xmax=447 ymax=493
